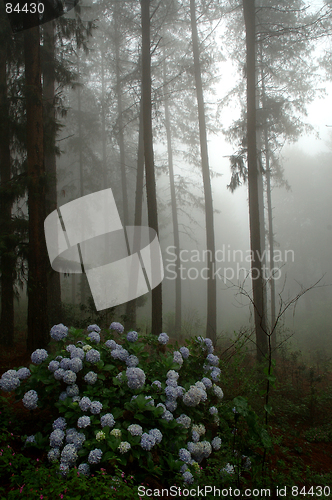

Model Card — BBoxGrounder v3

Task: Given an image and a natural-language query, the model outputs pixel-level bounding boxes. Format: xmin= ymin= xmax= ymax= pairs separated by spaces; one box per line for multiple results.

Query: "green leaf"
xmin=264 ymin=404 xmax=273 ymax=415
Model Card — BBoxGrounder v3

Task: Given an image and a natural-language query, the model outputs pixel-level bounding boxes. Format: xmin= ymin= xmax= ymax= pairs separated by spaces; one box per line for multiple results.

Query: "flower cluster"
xmin=31 ymin=349 xmax=48 ymax=365
xmin=127 ymin=331 xmax=138 ymax=342
xmin=22 ymin=389 xmax=38 ymax=410
xmin=50 ymin=323 xmax=68 ymax=341
xmin=110 ymin=322 xmax=124 ymax=334
xmin=1 ymin=323 xmax=226 ymax=483
xmin=126 ymin=367 xmax=146 ymax=390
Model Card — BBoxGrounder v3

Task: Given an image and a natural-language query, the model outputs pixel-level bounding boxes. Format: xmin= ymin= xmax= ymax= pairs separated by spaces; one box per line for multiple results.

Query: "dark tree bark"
xmin=163 ymin=55 xmax=182 ymax=335
xmin=243 ymin=0 xmax=268 ymax=361
xmin=125 ymin=99 xmax=145 ymax=329
xmin=0 ymin=34 xmax=15 ymax=348
xmin=114 ymin=4 xmax=129 ymax=227
xmin=76 ymin=57 xmax=87 ymax=305
xmin=190 ymin=0 xmax=217 ymax=344
xmin=24 ymin=19 xmax=49 ymax=351
xmin=141 ymin=0 xmax=162 ymax=335
xmin=43 ymin=20 xmax=62 ymax=327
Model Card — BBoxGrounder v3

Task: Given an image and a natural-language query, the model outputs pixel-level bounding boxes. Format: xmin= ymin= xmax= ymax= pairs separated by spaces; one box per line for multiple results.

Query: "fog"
xmin=2 ymin=0 xmax=332 ymax=358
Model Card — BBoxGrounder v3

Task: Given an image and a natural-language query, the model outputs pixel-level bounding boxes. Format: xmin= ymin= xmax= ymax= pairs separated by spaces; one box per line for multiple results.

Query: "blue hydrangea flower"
xmin=205 ymin=339 xmax=214 ymax=354
xmin=69 ymin=358 xmax=83 ymax=373
xmin=166 ymin=378 xmax=178 ymax=388
xmin=47 ymin=447 xmax=60 ymax=462
xmin=63 ymin=370 xmax=77 ymax=385
xmin=165 ymin=386 xmax=178 ymax=401
xmin=89 ymin=401 xmax=103 ymax=415
xmin=192 ymin=430 xmax=200 ymax=442
xmin=179 ymin=346 xmax=190 ymax=359
xmin=0 ymin=372 xmax=20 ymax=392
xmin=48 ymin=360 xmax=60 ymax=373
xmin=213 ymin=384 xmax=224 ymax=399
xmin=17 ymin=367 xmax=31 ymax=380
xmin=88 ymin=448 xmax=103 ymax=464
xmin=69 ymin=431 xmax=86 ymax=450
xmin=84 ymin=371 xmax=98 ymax=385
xmin=31 ymin=349 xmax=48 ymax=365
xmin=109 ymin=322 xmax=124 ymax=334
xmin=77 ymin=416 xmax=91 ymax=428
xmin=161 ymin=410 xmax=173 ymax=422
xmin=87 ymin=324 xmax=101 ymax=333
xmin=177 ymin=386 xmax=185 ymax=397
xmin=88 ymin=331 xmax=100 ymax=344
xmin=140 ymin=432 xmax=155 ymax=451
xmin=59 ymin=463 xmax=69 ymax=476
xmin=166 ymin=370 xmax=179 ymax=380
xmin=50 ymin=324 xmax=68 ymax=341
xmin=61 ymin=443 xmax=78 ymax=464
xmin=126 ymin=355 xmax=139 ymax=367
xmin=173 ymin=351 xmax=183 ymax=366
xmin=206 ymin=354 xmax=219 ymax=366
xmin=66 ymin=344 xmax=76 ymax=354
xmin=151 ymin=380 xmax=162 ymax=390
xmin=111 ymin=347 xmax=129 ymax=361
xmin=158 ymin=332 xmax=169 ymax=344
xmin=127 ymin=331 xmax=138 ymax=342
xmin=25 ymin=435 xmax=36 ymax=445
xmin=50 ymin=429 xmax=65 ymax=447
xmin=179 ymin=448 xmax=192 ymax=463
xmin=211 ymin=367 xmax=221 ymax=381
xmin=201 ymin=377 xmax=212 ymax=389
xmin=183 ymin=471 xmax=194 ymax=484
xmin=85 ymin=349 xmax=100 ymax=364
xmin=176 ymin=414 xmax=191 ymax=429
xmin=59 ymin=391 xmax=68 ymax=401
xmin=60 ymin=358 xmax=71 ymax=370
xmin=54 ymin=368 xmax=65 ymax=381
xmin=212 ymin=436 xmax=222 ymax=450
xmin=100 ymin=413 xmax=115 ymax=428
xmin=126 ymin=367 xmax=146 ymax=390
xmin=127 ymin=424 xmax=143 ymax=436
xmin=105 ymin=339 xmax=117 ymax=350
xmin=209 ymin=406 xmax=218 ymax=415
xmin=66 ymin=384 xmax=79 ymax=397
xmin=70 ymin=347 xmax=85 ymax=360
xmin=79 ymin=396 xmax=91 ymax=412
xmin=149 ymin=428 xmax=162 ymax=444
xmin=78 ymin=463 xmax=90 ymax=476
xmin=22 ymin=389 xmax=38 ymax=410
xmin=53 ymin=417 xmax=67 ymax=430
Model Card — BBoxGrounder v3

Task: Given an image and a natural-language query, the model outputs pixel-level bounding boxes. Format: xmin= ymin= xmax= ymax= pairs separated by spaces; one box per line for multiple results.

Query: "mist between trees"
xmin=0 ymin=0 xmax=332 ymax=361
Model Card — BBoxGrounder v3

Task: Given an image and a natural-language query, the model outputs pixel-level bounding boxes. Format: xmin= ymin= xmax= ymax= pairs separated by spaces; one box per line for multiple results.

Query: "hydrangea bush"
xmin=1 ymin=323 xmax=228 ymax=485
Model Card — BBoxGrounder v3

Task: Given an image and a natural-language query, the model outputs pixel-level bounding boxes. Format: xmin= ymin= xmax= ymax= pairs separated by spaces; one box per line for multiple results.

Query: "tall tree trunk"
xmin=190 ymin=0 xmax=217 ymax=344
xmin=77 ymin=57 xmax=87 ymax=305
xmin=265 ymin=131 xmax=276 ymax=349
xmin=24 ymin=19 xmax=49 ymax=351
xmin=43 ymin=20 xmax=62 ymax=327
xmin=114 ymin=4 xmax=129 ymax=227
xmin=243 ymin=0 xmax=268 ymax=361
xmin=0 ymin=36 xmax=15 ymax=347
xmin=125 ymin=99 xmax=145 ymax=329
xmin=163 ymin=55 xmax=182 ymax=335
xmin=101 ymin=51 xmax=108 ymax=190
xmin=141 ymin=0 xmax=162 ymax=335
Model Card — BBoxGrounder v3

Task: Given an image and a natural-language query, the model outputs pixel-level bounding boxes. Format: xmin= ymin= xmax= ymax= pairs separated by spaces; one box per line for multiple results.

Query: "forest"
xmin=1 ymin=0 xmax=332 ymax=498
